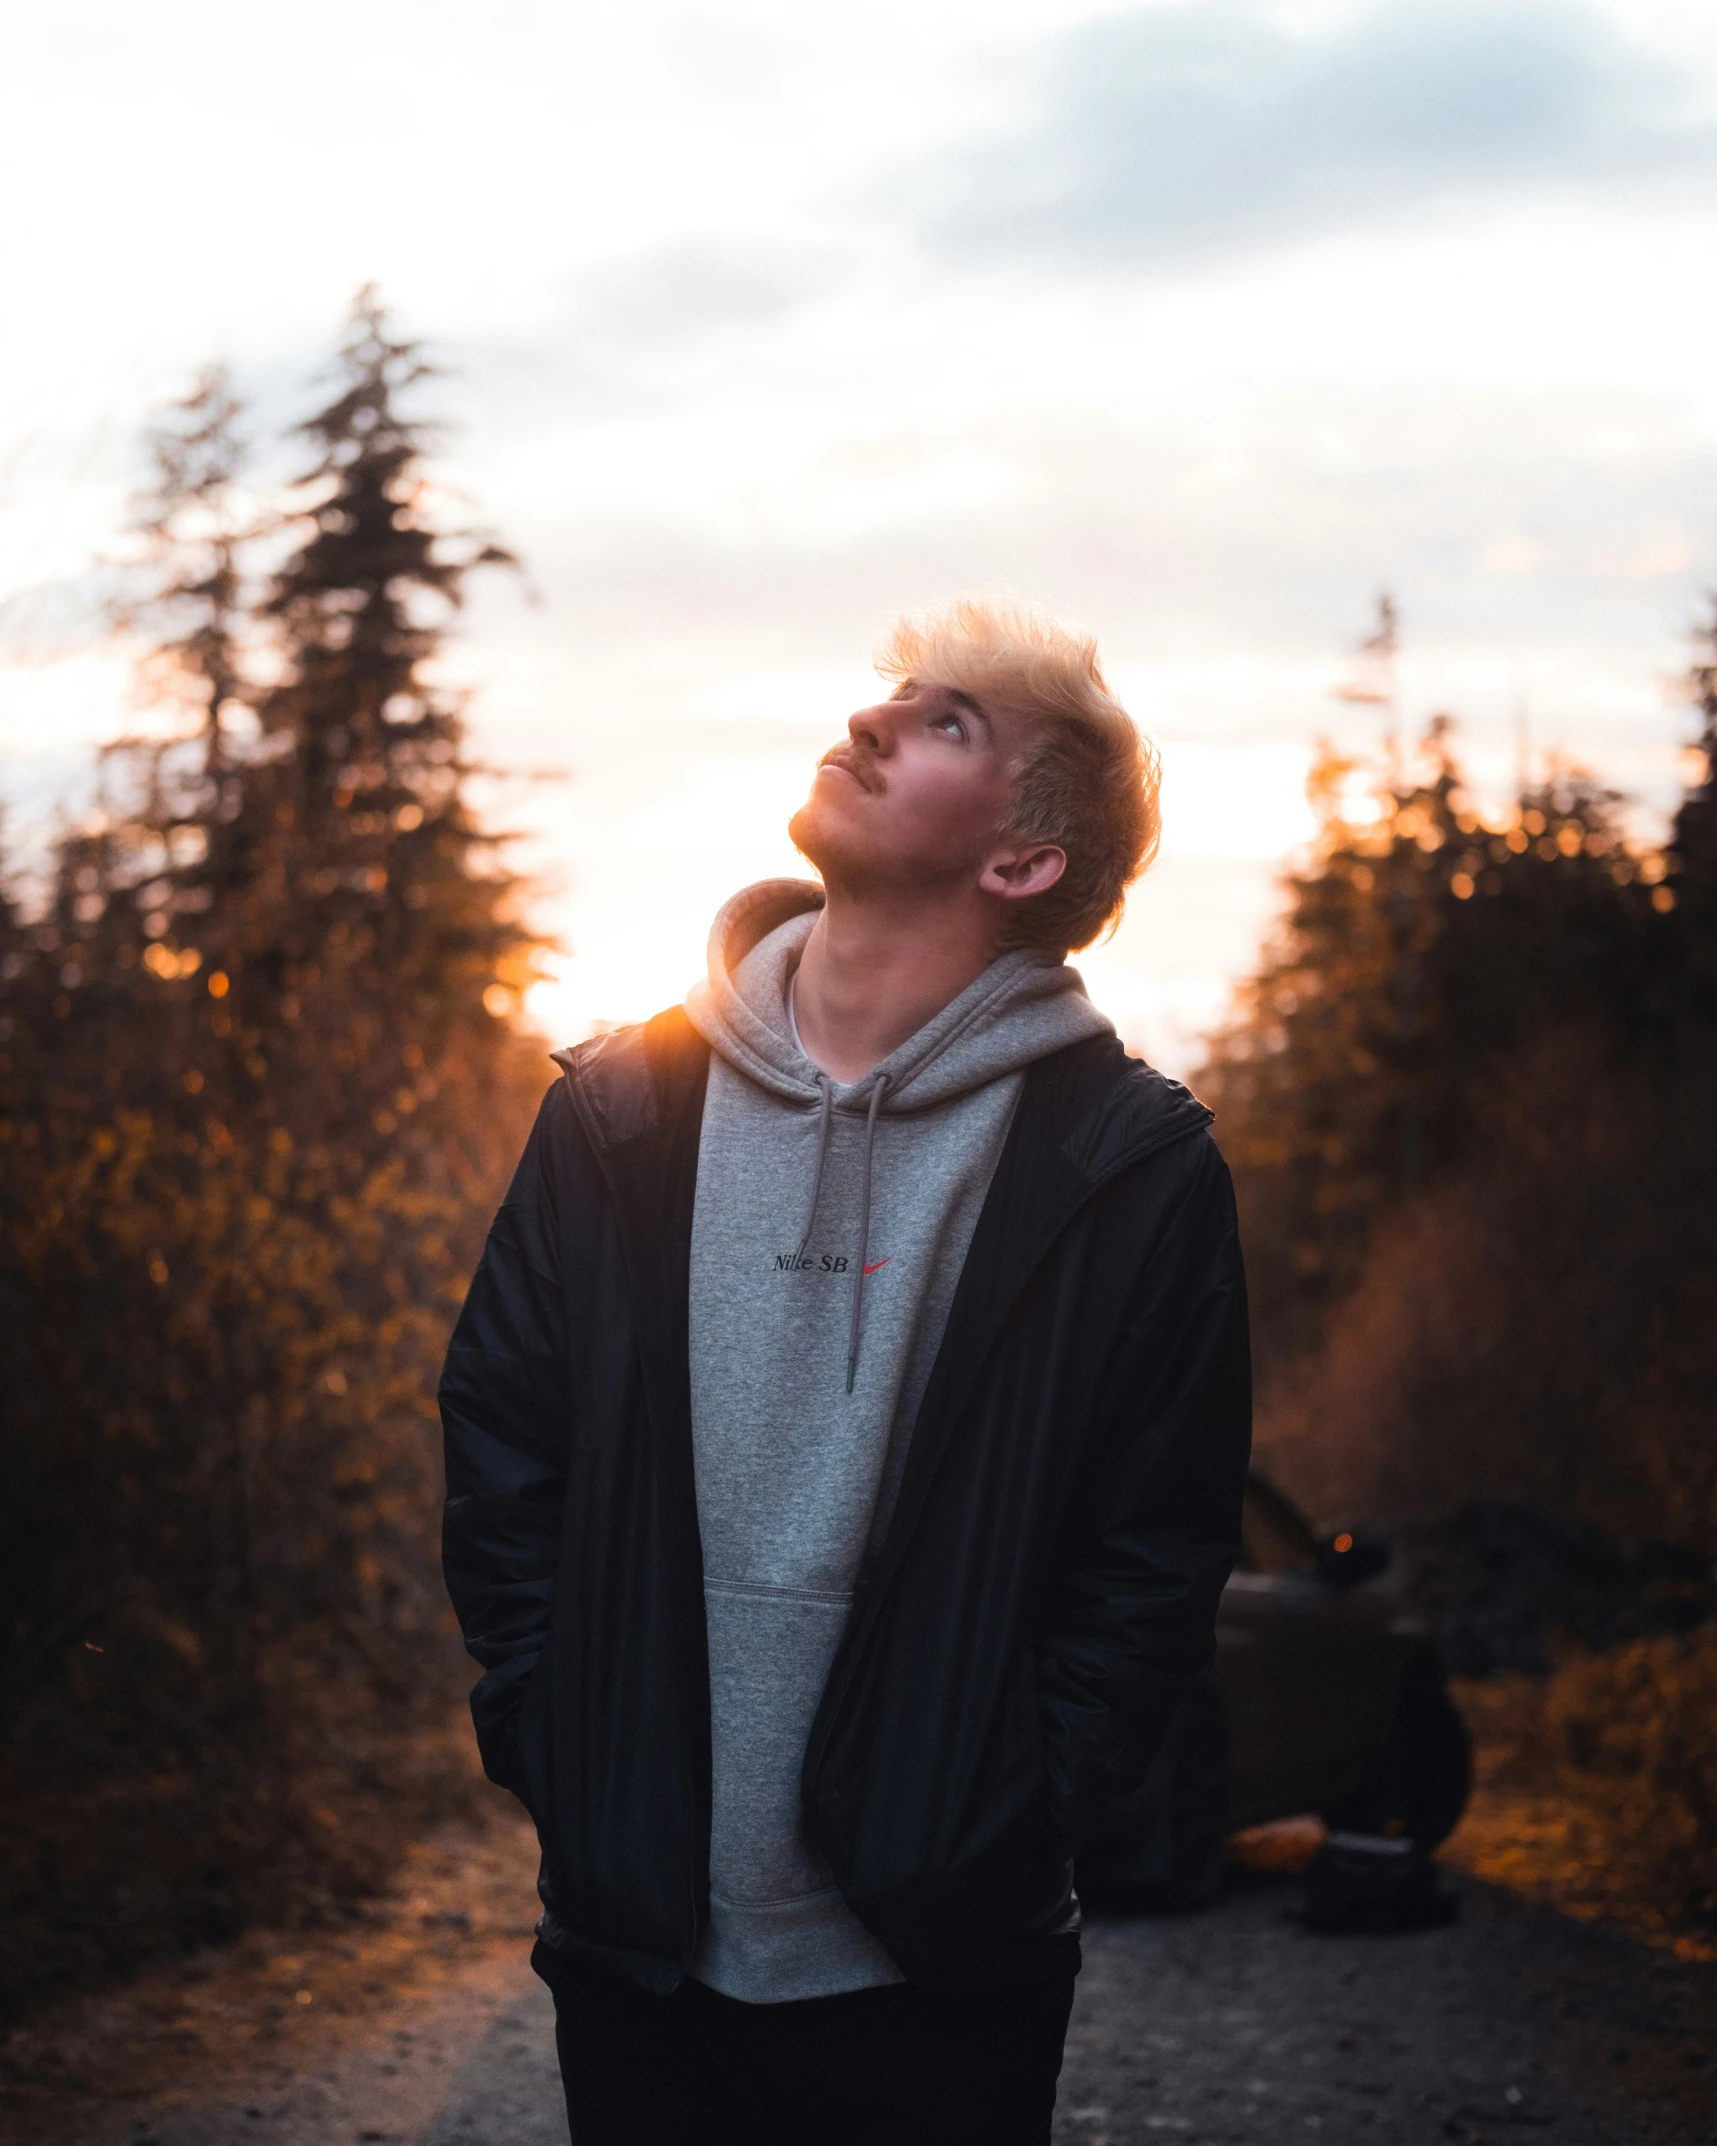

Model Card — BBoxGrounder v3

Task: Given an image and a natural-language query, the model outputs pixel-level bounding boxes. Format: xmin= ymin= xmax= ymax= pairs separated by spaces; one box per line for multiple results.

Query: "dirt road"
xmin=435 ymin=1877 xmax=1717 ymax=2146
xmin=1058 ymin=1876 xmax=1714 ymax=2145
xmin=20 ymin=1859 xmax=1711 ymax=2146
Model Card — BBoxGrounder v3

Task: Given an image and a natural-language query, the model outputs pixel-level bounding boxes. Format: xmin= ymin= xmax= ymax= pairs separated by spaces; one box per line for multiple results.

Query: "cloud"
xmin=445 ymin=238 xmax=845 ymax=429
xmin=568 ymin=238 xmax=835 ymax=347
xmin=908 ymin=0 xmax=1717 ymax=268
xmin=490 ymin=382 xmax=1717 ymax=716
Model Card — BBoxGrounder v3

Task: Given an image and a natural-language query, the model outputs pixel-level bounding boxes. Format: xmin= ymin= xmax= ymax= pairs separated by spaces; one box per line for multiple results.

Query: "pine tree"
xmin=255 ymin=288 xmax=533 ymax=1090
xmin=206 ymin=285 xmax=547 ymax=1667
xmin=127 ymin=366 xmax=253 ymax=771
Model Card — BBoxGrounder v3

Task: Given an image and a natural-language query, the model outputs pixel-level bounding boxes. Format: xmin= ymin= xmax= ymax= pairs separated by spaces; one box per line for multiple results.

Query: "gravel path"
xmin=1055 ymin=1874 xmax=1714 ymax=2145
xmin=33 ymin=1869 xmax=1717 ymax=2146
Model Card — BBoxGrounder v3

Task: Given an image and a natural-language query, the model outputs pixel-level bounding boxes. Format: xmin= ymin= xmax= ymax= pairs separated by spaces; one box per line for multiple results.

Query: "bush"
xmin=1543 ymin=1631 xmax=1717 ymax=1933
xmin=1252 ymin=1034 xmax=1717 ymax=1549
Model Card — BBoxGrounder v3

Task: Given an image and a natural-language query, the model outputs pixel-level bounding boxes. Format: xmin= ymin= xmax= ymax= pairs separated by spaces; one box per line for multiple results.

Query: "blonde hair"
xmin=876 ymin=596 xmax=1160 ymax=955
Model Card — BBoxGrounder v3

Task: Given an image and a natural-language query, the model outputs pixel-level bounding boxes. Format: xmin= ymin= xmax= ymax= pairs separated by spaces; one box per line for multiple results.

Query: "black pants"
xmin=533 ymin=1943 xmax=1075 ymax=2146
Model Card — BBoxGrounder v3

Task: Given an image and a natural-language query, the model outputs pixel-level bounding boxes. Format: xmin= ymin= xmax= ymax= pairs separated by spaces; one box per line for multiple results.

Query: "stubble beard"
xmin=789 ymin=793 xmax=981 ymax=907
xmin=787 ymin=794 xmax=853 ymax=883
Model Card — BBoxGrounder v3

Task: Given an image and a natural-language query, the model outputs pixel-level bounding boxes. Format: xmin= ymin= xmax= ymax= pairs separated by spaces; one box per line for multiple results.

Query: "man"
xmin=440 ymin=597 xmax=1251 ymax=2144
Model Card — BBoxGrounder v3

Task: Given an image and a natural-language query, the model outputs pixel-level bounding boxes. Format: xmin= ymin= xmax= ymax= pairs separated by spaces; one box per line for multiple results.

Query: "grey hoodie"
xmin=682 ymin=879 xmax=1113 ymax=2003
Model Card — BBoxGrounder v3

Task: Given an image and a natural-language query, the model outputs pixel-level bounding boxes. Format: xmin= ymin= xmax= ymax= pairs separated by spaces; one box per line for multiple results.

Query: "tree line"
xmin=1199 ymin=615 xmax=1717 ymax=1550
xmin=0 ymin=294 xmax=548 ymax=2012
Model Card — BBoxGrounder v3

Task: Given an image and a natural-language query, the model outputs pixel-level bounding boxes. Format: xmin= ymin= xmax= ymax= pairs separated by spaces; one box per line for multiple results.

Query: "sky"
xmin=3 ymin=0 xmax=1717 ymax=1070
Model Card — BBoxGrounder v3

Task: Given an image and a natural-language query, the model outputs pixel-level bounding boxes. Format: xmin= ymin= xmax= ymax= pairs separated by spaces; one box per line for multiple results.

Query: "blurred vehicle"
xmin=1076 ymin=1472 xmax=1472 ymax=1906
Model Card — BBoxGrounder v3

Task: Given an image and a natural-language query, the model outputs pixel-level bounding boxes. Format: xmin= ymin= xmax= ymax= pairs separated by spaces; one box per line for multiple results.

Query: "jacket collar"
xmin=552 ymin=1012 xmax=1206 ymax=1190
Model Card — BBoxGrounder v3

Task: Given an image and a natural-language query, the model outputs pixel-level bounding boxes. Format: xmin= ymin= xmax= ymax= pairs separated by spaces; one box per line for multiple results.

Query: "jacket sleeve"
xmin=439 ymin=1082 xmax=570 ymax=1804
xmin=1034 ymin=1133 xmax=1252 ymax=1855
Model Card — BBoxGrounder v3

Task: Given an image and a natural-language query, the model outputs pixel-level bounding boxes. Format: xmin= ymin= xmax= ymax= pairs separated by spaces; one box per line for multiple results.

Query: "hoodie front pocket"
xmin=702 ymin=1578 xmax=853 ymax=1906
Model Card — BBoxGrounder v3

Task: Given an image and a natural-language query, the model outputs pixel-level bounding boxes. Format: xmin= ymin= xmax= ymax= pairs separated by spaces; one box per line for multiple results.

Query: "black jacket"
xmin=440 ymin=1007 xmax=1250 ymax=1994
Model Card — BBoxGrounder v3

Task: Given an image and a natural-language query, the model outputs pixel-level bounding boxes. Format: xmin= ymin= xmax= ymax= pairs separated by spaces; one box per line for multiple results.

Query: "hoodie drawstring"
xmin=846 ymin=1074 xmax=888 ymax=1395
xmin=795 ymin=1068 xmax=889 ymax=1395
xmin=796 ymin=1074 xmax=835 ymax=1263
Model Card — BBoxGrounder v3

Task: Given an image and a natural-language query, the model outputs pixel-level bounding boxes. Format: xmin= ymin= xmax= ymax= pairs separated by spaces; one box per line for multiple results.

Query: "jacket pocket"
xmin=945 ymin=1640 xmax=1064 ymax=1933
xmin=515 ymin=1642 xmax=554 ymax=1824
xmin=850 ymin=1637 xmax=1065 ymax=1976
xmin=993 ymin=1640 xmax=1060 ymax=1869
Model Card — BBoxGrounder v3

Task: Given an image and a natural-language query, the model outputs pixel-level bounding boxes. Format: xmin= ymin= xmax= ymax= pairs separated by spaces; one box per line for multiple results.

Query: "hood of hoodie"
xmin=684 ymin=877 xmax=1114 ymax=1112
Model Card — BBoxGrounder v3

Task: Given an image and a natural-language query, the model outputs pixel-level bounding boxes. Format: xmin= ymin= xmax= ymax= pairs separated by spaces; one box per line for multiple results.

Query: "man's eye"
xmin=932 ymin=715 xmax=965 ymax=739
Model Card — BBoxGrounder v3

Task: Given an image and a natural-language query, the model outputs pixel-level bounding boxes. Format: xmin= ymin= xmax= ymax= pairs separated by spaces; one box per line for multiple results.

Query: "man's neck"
xmin=791 ymin=885 xmax=1000 ymax=1085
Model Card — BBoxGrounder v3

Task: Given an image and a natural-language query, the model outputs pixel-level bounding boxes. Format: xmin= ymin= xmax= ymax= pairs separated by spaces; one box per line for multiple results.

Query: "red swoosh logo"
xmin=863 ymin=1257 xmax=890 ymax=1275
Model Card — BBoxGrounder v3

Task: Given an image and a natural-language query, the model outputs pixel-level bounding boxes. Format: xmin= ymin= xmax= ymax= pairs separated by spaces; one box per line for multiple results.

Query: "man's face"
xmin=789 ymin=679 xmax=1025 ymax=894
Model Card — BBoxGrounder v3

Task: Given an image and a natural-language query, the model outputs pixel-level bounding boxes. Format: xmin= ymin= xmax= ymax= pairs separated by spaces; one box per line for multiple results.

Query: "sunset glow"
xmin=6 ymin=0 xmax=1717 ymax=1071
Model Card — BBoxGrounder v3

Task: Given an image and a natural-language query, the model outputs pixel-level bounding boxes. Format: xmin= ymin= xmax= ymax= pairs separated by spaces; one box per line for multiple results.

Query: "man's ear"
xmin=979 ymin=841 xmax=1067 ymax=903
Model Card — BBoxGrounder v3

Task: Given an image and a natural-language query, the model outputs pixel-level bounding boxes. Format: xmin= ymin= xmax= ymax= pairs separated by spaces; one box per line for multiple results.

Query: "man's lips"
xmin=818 ymin=750 xmax=881 ymax=794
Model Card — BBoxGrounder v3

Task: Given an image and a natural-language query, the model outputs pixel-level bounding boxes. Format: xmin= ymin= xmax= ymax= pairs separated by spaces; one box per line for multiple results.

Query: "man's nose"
xmin=847 ymin=703 xmax=892 ymax=754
